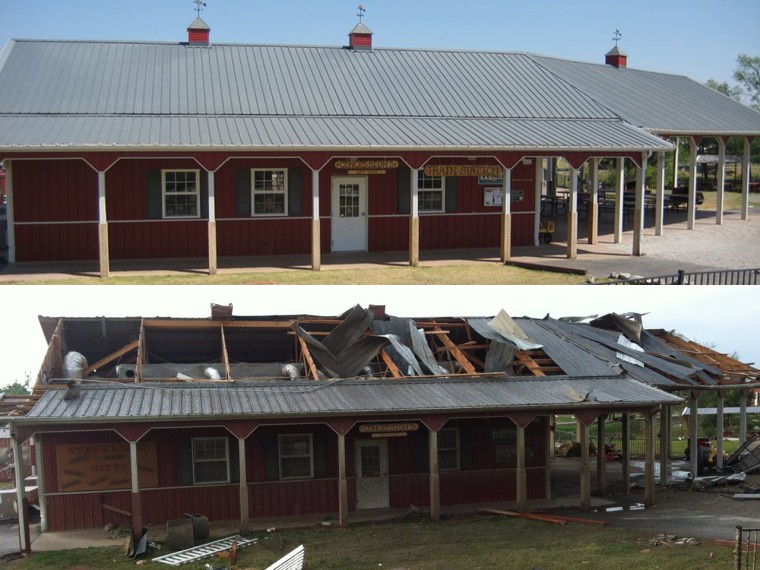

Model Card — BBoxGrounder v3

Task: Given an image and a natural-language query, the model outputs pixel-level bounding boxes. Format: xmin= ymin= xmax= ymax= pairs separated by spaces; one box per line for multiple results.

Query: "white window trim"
xmin=417 ymin=172 xmax=446 ymax=213
xmin=437 ymin=427 xmax=460 ymax=471
xmin=162 ymin=169 xmax=201 ymax=219
xmin=191 ymin=436 xmax=230 ymax=485
xmin=278 ymin=433 xmax=314 ymax=480
xmin=251 ymin=168 xmax=289 ymax=217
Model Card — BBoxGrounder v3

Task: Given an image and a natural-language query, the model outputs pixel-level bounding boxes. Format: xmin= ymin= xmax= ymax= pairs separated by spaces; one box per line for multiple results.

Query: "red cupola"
xmin=187 ymin=17 xmax=210 ymax=46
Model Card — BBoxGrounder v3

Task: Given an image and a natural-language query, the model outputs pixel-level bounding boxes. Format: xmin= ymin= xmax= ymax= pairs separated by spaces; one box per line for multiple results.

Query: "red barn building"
xmin=0 ymin=14 xmax=758 ymax=276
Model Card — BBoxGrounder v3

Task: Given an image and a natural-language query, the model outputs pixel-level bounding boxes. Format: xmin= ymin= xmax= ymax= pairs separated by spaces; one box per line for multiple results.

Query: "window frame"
xmin=161 ymin=169 xmax=201 ymax=219
xmin=417 ymin=171 xmax=446 ymax=213
xmin=251 ymin=168 xmax=289 ymax=217
xmin=191 ymin=436 xmax=230 ymax=485
xmin=278 ymin=433 xmax=314 ymax=480
xmin=437 ymin=428 xmax=460 ymax=471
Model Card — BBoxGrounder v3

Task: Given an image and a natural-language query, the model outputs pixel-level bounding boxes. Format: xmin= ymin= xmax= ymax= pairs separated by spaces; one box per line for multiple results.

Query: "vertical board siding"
xmin=441 ymin=470 xmax=513 ymax=504
xmin=15 ymin=223 xmax=99 ymax=261
xmin=141 ymin=485 xmax=240 ymax=525
xmin=13 ymin=160 xmax=98 ymax=222
xmin=46 ymin=491 xmax=132 ymax=531
xmin=250 ymin=479 xmax=338 ymax=518
xmin=109 ymin=220 xmax=207 ymax=259
xmin=390 ymin=473 xmax=429 ymax=508
xmin=217 ymin=219 xmax=311 ymax=256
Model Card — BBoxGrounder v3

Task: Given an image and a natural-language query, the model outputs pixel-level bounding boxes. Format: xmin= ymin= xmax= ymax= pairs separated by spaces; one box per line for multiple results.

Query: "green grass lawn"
xmin=2 ymin=264 xmax=587 ymax=286
xmin=6 ymin=514 xmax=734 ymax=570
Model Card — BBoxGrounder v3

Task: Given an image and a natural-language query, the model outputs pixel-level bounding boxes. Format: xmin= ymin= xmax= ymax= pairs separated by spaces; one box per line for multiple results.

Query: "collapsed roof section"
xmin=12 ymin=304 xmax=756 ymax=419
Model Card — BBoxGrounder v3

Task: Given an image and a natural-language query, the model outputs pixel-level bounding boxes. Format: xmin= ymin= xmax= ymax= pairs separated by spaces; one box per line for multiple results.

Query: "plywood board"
xmin=56 ymin=441 xmax=158 ymax=492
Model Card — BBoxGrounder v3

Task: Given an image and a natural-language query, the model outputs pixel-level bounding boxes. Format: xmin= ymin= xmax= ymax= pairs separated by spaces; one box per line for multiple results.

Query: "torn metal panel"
xmin=380 ymin=334 xmax=424 ymax=376
xmin=589 ymin=313 xmax=643 ymax=345
xmin=408 ymin=322 xmax=443 ymax=375
xmin=322 ymin=304 xmax=374 ymax=355
xmin=488 ymin=310 xmax=542 ymax=350
xmin=616 ymin=335 xmax=645 ymax=368
xmin=291 ymin=323 xmax=389 ymax=378
xmin=485 ymin=342 xmax=517 ymax=373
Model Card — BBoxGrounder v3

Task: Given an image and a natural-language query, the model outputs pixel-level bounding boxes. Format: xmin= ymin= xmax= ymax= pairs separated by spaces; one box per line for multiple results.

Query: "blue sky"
xmin=1 ymin=0 xmax=758 ymax=86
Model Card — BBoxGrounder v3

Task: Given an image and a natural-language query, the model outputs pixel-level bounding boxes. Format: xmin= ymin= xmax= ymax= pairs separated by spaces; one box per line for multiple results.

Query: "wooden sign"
xmin=56 ymin=442 xmax=158 ymax=492
xmin=424 ymin=165 xmax=502 ymax=178
xmin=359 ymin=422 xmax=419 ymax=434
xmin=335 ymin=160 xmax=400 ymax=171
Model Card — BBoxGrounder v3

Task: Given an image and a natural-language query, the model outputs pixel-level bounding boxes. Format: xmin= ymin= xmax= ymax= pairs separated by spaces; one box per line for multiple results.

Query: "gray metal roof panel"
xmin=20 ymin=375 xmax=682 ymax=424
xmin=530 ymin=54 xmax=760 ymax=135
xmin=0 ymin=115 xmax=672 ymax=151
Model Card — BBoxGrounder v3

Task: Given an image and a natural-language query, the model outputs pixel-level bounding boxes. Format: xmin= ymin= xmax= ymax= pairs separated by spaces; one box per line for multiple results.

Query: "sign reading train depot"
xmin=56 ymin=442 xmax=158 ymax=492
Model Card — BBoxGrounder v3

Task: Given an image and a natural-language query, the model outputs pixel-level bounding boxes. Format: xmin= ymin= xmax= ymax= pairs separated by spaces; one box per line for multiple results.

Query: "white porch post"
xmin=716 ymin=138 xmax=726 ymax=225
xmin=34 ymin=435 xmax=47 ymax=532
xmin=689 ymin=391 xmax=699 ymax=476
xmin=98 ymin=170 xmax=110 ymax=278
xmin=311 ymin=168 xmax=321 ymax=271
xmin=687 ymin=137 xmax=698 ymax=230
xmin=588 ymin=158 xmax=599 ymax=245
xmin=644 ymin=412 xmax=655 ymax=507
xmin=338 ymin=433 xmax=348 ymax=528
xmin=633 ymin=152 xmax=647 ymax=256
xmin=614 ymin=158 xmax=625 ymax=243
xmin=238 ymin=437 xmax=249 ymax=534
xmin=740 ymin=390 xmax=748 ymax=445
xmin=672 ymin=137 xmax=680 ymax=188
xmin=5 ymin=160 xmax=15 ymax=263
xmin=428 ymin=429 xmax=440 ymax=522
xmin=566 ymin=166 xmax=579 ymax=259
xmin=516 ymin=424 xmax=527 ymax=512
xmin=655 ymin=151 xmax=666 ymax=236
xmin=533 ymin=158 xmax=543 ymax=246
xmin=129 ymin=441 xmax=143 ymax=535
xmin=500 ymin=167 xmax=512 ymax=262
xmin=409 ymin=168 xmax=419 ymax=267
xmin=207 ymin=170 xmax=217 ymax=275
xmin=741 ymin=137 xmax=751 ymax=221
xmin=12 ymin=433 xmax=28 ymax=552
xmin=716 ymin=391 xmax=725 ymax=470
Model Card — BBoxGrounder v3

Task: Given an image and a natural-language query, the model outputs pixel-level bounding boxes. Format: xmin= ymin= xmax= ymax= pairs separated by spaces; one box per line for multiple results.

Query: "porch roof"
xmin=18 ymin=375 xmax=682 ymax=425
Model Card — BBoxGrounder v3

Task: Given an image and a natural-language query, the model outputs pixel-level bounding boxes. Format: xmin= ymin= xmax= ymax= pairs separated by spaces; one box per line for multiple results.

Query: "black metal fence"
xmin=605 ymin=268 xmax=760 ymax=285
xmin=735 ymin=526 xmax=758 ymax=570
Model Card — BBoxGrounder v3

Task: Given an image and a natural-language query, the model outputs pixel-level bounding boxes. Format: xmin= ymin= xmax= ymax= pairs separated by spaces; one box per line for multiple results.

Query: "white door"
xmin=331 ymin=177 xmax=368 ymax=252
xmin=355 ymin=439 xmax=389 ymax=510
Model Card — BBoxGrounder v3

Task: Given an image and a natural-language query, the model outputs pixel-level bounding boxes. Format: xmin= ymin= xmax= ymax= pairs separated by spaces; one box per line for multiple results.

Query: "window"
xmin=437 ymin=428 xmax=460 ymax=471
xmin=252 ymin=169 xmax=288 ymax=216
xmin=162 ymin=170 xmax=200 ymax=218
xmin=279 ymin=434 xmax=313 ymax=479
xmin=192 ymin=437 xmax=230 ymax=484
xmin=417 ymin=172 xmax=445 ymax=212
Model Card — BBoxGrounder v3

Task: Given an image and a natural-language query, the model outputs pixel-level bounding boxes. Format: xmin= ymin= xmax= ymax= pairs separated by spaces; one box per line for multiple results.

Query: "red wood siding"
xmin=250 ymin=479 xmax=338 ymax=518
xmin=390 ymin=473 xmax=429 ymax=508
xmin=217 ymin=219 xmax=311 ymax=256
xmin=15 ymin=223 xmax=99 ymax=261
xmin=109 ymin=220 xmax=207 ymax=259
xmin=142 ymin=485 xmax=240 ymax=525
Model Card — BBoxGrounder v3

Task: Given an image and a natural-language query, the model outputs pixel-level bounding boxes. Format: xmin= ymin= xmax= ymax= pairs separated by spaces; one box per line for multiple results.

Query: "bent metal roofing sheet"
xmin=20 ymin=375 xmax=682 ymax=424
xmin=0 ymin=40 xmax=675 ymax=151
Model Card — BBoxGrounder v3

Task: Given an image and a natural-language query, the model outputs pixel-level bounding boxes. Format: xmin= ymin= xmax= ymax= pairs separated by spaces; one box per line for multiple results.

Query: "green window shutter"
xmin=288 ymin=168 xmax=303 ymax=216
xmin=459 ymin=428 xmax=473 ymax=469
xmin=177 ymin=439 xmax=193 ymax=486
xmin=236 ymin=169 xmax=252 ymax=217
xmin=313 ymin=432 xmax=328 ymax=478
xmin=398 ymin=165 xmax=411 ymax=215
xmin=146 ymin=170 xmax=163 ymax=219
xmin=444 ymin=177 xmax=459 ymax=213
xmin=416 ymin=429 xmax=429 ymax=473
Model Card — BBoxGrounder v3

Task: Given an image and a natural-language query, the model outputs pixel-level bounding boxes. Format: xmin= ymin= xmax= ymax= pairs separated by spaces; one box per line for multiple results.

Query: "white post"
xmin=97 ymin=170 xmax=110 ymax=278
xmin=588 ymin=158 xmax=599 ymax=245
xmin=409 ymin=168 xmax=419 ymax=267
xmin=655 ymin=151 xmax=666 ymax=236
xmin=741 ymin=137 xmax=751 ymax=221
xmin=207 ymin=170 xmax=217 ymax=275
xmin=689 ymin=392 xmax=699 ymax=476
xmin=716 ymin=391 xmax=725 ymax=470
xmin=5 ymin=160 xmax=15 ymax=263
xmin=566 ymin=166 xmax=579 ymax=259
xmin=35 ymin=435 xmax=46 ymax=532
xmin=717 ymin=138 xmax=726 ymax=225
xmin=500 ymin=167 xmax=512 ymax=262
xmin=672 ymin=137 xmax=680 ymax=189
xmin=614 ymin=158 xmax=625 ymax=244
xmin=633 ymin=153 xmax=647 ymax=256
xmin=12 ymin=433 xmax=27 ymax=552
xmin=311 ymin=168 xmax=321 ymax=271
xmin=533 ymin=158 xmax=542 ymax=246
xmin=688 ymin=137 xmax=698 ymax=230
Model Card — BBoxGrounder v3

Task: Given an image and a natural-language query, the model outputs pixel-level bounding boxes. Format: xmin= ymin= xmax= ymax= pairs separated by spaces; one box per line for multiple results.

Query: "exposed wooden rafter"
xmin=82 ymin=339 xmax=139 ymax=377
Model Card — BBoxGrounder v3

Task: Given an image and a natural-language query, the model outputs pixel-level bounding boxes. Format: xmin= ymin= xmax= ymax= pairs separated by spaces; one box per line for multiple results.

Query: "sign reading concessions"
xmin=56 ymin=442 xmax=158 ymax=492
xmin=359 ymin=422 xmax=419 ymax=434
xmin=334 ymin=159 xmax=400 ymax=174
xmin=423 ymin=165 xmax=502 ymax=178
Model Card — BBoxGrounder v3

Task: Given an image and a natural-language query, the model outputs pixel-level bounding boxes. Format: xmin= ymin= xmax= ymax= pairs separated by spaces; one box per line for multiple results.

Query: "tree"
xmin=705 ymin=79 xmax=743 ymax=101
xmin=1 ymin=372 xmax=31 ymax=395
xmin=733 ymin=54 xmax=760 ymax=111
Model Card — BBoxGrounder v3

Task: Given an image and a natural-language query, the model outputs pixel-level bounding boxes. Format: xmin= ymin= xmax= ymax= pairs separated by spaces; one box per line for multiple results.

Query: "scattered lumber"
xmin=479 ymin=508 xmax=566 ymax=525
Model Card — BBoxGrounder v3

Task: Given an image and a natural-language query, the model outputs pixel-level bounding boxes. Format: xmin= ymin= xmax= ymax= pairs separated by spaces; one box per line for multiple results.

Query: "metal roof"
xmin=682 ymin=407 xmax=760 ymax=416
xmin=19 ymin=375 xmax=682 ymax=425
xmin=0 ymin=40 xmax=674 ymax=151
xmin=530 ymin=54 xmax=760 ymax=136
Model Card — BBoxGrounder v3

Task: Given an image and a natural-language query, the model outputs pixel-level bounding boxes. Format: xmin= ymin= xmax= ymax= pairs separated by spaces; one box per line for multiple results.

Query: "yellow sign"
xmin=56 ymin=442 xmax=158 ymax=492
xmin=359 ymin=422 xmax=419 ymax=434
xmin=335 ymin=160 xmax=400 ymax=170
xmin=424 ymin=165 xmax=503 ymax=178
xmin=347 ymin=170 xmax=386 ymax=175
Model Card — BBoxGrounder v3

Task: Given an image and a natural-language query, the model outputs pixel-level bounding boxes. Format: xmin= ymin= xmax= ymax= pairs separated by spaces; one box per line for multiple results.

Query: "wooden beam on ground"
xmin=431 ymin=326 xmax=477 ymax=374
xmin=83 ymin=340 xmax=140 ymax=377
xmin=380 ymin=349 xmax=403 ymax=378
xmin=479 ymin=508 xmax=566 ymax=525
xmin=298 ymin=337 xmax=320 ymax=381
xmin=101 ymin=503 xmax=132 ymax=517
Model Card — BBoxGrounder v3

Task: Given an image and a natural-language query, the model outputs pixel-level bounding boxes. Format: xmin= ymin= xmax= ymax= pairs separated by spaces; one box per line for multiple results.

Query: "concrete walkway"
xmin=0 ymin=206 xmax=758 ymax=283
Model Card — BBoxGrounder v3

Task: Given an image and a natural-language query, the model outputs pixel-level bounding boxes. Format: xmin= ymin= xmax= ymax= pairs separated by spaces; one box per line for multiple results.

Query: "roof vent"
xmin=605 ymin=29 xmax=626 ymax=68
xmin=348 ymin=5 xmax=372 ymax=50
xmin=187 ymin=17 xmax=211 ymax=46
